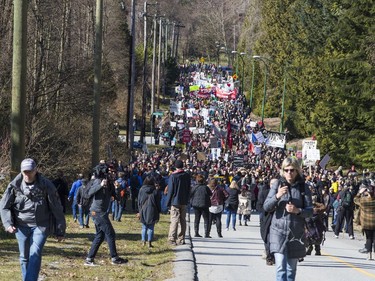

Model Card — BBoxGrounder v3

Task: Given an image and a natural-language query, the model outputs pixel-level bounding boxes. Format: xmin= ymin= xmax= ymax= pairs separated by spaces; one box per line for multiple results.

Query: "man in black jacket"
xmin=166 ymin=159 xmax=191 ymax=245
xmin=84 ymin=167 xmax=128 ymax=266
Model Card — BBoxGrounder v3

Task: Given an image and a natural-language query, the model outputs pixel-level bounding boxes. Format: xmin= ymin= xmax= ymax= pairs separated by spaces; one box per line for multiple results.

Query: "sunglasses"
xmin=283 ymin=169 xmax=295 ymax=173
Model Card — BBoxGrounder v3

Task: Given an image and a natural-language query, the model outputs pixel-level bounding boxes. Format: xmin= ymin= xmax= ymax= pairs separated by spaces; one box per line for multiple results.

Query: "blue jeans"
xmin=274 ymin=250 xmax=298 ymax=281
xmin=226 ymin=209 xmax=237 ymax=229
xmin=15 ymin=226 xmax=48 ymax=281
xmin=87 ymin=212 xmax=118 ymax=260
xmin=78 ymin=205 xmax=90 ymax=227
xmin=113 ymin=201 xmax=124 ymax=221
xmin=71 ymin=199 xmax=78 ymax=220
xmin=141 ymin=223 xmax=155 ymax=242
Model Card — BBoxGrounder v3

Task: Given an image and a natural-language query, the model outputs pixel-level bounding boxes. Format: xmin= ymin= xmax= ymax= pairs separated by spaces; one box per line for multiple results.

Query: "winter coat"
xmin=190 ymin=184 xmax=212 ymax=209
xmin=210 ymin=185 xmax=229 ymax=206
xmin=89 ymin=179 xmax=115 ymax=214
xmin=355 ymin=195 xmax=375 ymax=231
xmin=263 ymin=177 xmax=313 ymax=258
xmin=256 ymin=184 xmax=270 ymax=213
xmin=0 ymin=173 xmax=66 ymax=237
xmin=225 ymin=187 xmax=240 ymax=211
xmin=166 ymin=169 xmax=191 ymax=207
xmin=138 ymin=184 xmax=161 ymax=225
xmin=237 ymin=192 xmax=251 ymax=215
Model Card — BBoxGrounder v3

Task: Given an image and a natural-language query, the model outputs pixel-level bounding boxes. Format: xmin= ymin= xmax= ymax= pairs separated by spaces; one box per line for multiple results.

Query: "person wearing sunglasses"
xmin=263 ymin=157 xmax=313 ymax=281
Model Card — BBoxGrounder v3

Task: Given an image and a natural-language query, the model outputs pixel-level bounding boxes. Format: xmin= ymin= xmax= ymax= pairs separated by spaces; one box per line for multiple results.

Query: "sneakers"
xmin=349 ymin=235 xmax=355 ymax=240
xmin=225 ymin=228 xmax=229 ymax=231
xmin=359 ymin=248 xmax=369 ymax=254
xmin=168 ymin=241 xmax=177 ymax=246
xmin=84 ymin=259 xmax=98 ymax=266
xmin=112 ymin=257 xmax=128 ymax=265
xmin=334 ymin=235 xmax=339 ymax=239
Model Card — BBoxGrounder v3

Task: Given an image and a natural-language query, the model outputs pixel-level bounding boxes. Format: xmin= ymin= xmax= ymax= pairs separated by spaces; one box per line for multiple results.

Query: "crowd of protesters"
xmin=1 ymin=63 xmax=375 ymax=280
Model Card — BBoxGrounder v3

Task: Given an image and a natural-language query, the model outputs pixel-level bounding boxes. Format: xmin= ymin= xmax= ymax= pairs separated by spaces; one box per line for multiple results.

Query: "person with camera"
xmin=0 ymin=158 xmax=66 ymax=281
xmin=84 ymin=163 xmax=128 ymax=266
xmin=263 ymin=157 xmax=313 ymax=281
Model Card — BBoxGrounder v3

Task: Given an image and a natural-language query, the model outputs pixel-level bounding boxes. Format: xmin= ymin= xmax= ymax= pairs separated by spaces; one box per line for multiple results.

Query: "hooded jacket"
xmin=138 ymin=184 xmax=161 ymax=225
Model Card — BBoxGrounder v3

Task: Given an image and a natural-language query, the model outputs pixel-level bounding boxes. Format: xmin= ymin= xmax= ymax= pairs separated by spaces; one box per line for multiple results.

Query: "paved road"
xmin=169 ymin=211 xmax=375 ymax=281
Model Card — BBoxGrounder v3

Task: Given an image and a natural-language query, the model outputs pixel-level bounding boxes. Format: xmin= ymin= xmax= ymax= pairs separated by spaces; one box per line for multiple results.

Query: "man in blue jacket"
xmin=68 ymin=173 xmax=83 ymax=222
xmin=166 ymin=159 xmax=191 ymax=245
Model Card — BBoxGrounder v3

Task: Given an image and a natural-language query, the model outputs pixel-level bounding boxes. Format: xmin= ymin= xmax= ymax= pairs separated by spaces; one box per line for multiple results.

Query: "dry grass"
xmin=0 ymin=211 xmax=174 ymax=281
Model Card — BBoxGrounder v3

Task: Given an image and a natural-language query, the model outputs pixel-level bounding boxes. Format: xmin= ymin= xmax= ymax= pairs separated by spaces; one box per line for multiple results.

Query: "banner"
xmin=233 ymin=155 xmax=244 ymax=168
xmin=265 ymin=131 xmax=286 ymax=148
xmin=170 ymin=101 xmax=181 ymax=115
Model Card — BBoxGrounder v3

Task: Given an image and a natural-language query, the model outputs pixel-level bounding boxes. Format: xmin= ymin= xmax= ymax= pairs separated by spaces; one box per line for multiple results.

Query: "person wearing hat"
xmin=166 ymin=159 xmax=191 ymax=245
xmin=0 ymin=158 xmax=66 ymax=281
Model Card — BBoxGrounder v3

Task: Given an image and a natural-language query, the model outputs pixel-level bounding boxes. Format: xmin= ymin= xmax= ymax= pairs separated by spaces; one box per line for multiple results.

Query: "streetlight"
xmin=231 ymin=50 xmax=238 ymax=75
xmin=239 ymin=52 xmax=246 ymax=95
xmin=280 ymin=70 xmax=287 ymax=132
xmin=249 ymin=58 xmax=255 ymax=111
xmin=253 ymin=55 xmax=268 ymax=123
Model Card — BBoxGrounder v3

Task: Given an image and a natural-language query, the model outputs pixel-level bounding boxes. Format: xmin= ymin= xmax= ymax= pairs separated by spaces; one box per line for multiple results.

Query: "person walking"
xmin=334 ymin=185 xmax=355 ymax=239
xmin=0 ymin=158 xmax=66 ymax=281
xmin=137 ymin=176 xmax=161 ymax=248
xmin=52 ymin=170 xmax=69 ymax=213
xmin=68 ymin=173 xmax=83 ymax=222
xmin=76 ymin=177 xmax=92 ymax=228
xmin=166 ymin=159 xmax=191 ymax=246
xmin=84 ymin=170 xmax=128 ymax=266
xmin=263 ymin=157 xmax=313 ymax=281
xmin=355 ymin=183 xmax=375 ymax=260
xmin=190 ymin=174 xmax=212 ymax=238
xmin=225 ymin=180 xmax=240 ymax=231
xmin=237 ymin=187 xmax=251 ymax=226
xmin=207 ymin=178 xmax=228 ymax=238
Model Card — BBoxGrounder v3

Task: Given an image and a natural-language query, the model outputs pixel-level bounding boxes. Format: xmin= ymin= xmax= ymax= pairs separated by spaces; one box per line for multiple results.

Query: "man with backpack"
xmin=334 ymin=185 xmax=355 ymax=239
xmin=76 ymin=177 xmax=92 ymax=228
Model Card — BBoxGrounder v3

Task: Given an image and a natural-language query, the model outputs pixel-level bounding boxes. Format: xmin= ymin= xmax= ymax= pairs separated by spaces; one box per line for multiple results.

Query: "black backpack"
xmin=81 ymin=181 xmax=93 ymax=208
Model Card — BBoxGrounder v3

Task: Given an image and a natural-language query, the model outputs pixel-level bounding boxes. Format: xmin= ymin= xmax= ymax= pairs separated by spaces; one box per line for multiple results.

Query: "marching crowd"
xmin=1 ymin=64 xmax=374 ymax=281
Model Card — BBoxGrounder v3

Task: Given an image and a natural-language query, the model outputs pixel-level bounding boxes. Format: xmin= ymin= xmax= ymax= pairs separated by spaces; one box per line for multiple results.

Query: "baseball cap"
xmin=21 ymin=158 xmax=37 ymax=172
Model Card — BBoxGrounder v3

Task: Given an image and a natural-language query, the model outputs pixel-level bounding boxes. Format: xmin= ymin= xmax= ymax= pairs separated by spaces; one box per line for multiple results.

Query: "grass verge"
xmin=0 ymin=212 xmax=174 ymax=281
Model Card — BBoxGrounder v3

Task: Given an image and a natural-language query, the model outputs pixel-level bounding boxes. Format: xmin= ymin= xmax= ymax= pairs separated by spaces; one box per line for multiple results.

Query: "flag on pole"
xmin=251 ymin=132 xmax=258 ymax=143
xmin=226 ymin=121 xmax=233 ymax=149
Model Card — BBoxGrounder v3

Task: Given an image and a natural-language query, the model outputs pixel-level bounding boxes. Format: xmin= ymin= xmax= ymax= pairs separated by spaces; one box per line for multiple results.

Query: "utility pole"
xmin=126 ymin=0 xmax=136 ymax=150
xmin=11 ymin=0 xmax=28 ymax=177
xmin=140 ymin=1 xmax=148 ymax=144
xmin=92 ymin=0 xmax=103 ymax=167
xmin=157 ymin=16 xmax=163 ymax=109
xmin=171 ymin=22 xmax=175 ymax=58
xmin=174 ymin=23 xmax=185 ymax=61
xmin=151 ymin=14 xmax=157 ymax=116
xmin=164 ymin=20 xmax=169 ymax=60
